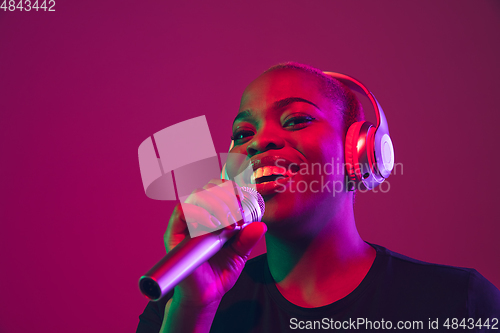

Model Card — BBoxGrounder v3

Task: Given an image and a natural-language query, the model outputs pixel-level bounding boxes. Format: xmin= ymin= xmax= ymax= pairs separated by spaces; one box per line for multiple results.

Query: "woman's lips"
xmin=251 ymin=166 xmax=297 ymax=196
xmin=255 ymin=174 xmax=294 ymax=197
xmin=250 ymin=166 xmax=297 ymax=184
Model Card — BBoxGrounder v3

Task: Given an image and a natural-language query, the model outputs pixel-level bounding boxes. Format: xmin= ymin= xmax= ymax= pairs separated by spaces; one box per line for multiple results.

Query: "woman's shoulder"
xmin=370 ymin=243 xmax=485 ymax=280
xmin=369 ymin=243 xmax=500 ymax=315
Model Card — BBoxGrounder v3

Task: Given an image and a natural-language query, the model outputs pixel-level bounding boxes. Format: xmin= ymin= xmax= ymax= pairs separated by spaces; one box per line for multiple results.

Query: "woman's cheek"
xmin=225 ymin=148 xmax=249 ymax=180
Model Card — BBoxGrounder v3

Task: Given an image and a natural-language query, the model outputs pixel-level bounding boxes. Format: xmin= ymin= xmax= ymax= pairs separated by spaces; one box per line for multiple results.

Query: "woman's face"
xmin=227 ymin=69 xmax=348 ymax=230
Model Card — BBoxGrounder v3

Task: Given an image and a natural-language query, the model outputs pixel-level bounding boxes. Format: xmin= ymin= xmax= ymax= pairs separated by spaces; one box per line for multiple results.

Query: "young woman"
xmin=137 ymin=63 xmax=500 ymax=333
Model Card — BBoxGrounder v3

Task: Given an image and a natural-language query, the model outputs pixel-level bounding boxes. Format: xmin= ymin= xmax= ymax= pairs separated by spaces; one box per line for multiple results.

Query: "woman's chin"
xmin=258 ymin=185 xmax=335 ymax=232
xmin=260 ymin=192 xmax=306 ymax=225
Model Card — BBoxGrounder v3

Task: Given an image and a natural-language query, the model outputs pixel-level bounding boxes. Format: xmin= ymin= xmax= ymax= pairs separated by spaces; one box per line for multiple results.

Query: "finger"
xmin=165 ymin=203 xmax=210 ymax=239
xmin=164 ymin=203 xmax=190 ymax=251
xmin=178 ymin=202 xmax=222 ymax=230
xmin=212 ymin=179 xmax=245 ymax=205
xmin=166 ymin=203 xmax=188 ymax=237
xmin=208 ymin=179 xmax=245 ymax=201
xmin=203 ymin=182 xmax=243 ymax=224
xmin=184 ymin=188 xmax=233 ymax=228
xmin=228 ymin=222 xmax=267 ymax=260
xmin=164 ymin=203 xmax=221 ymax=251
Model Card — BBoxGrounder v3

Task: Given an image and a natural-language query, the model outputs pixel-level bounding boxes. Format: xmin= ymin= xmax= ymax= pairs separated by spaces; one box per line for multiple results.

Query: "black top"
xmin=137 ymin=243 xmax=500 ymax=332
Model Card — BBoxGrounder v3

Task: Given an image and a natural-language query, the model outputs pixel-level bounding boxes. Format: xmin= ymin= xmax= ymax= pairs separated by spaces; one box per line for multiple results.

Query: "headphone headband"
xmin=322 ymin=72 xmax=388 ymax=133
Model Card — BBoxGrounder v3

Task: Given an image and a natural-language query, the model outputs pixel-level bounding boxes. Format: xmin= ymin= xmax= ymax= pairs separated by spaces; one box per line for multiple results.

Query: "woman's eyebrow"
xmin=232 ymin=97 xmax=320 ymax=126
xmin=273 ymin=97 xmax=319 ymax=110
xmin=232 ymin=110 xmax=253 ymax=127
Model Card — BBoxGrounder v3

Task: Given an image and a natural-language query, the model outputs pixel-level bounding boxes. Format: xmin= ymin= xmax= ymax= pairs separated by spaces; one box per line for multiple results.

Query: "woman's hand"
xmin=164 ymin=179 xmax=267 ymax=308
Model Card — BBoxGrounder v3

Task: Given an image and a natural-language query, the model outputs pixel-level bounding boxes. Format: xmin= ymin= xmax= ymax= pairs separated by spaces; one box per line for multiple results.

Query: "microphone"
xmin=139 ymin=186 xmax=265 ymax=301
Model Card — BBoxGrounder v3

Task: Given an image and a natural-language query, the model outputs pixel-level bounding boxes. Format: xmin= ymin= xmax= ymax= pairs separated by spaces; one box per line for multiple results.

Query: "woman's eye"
xmin=283 ymin=115 xmax=316 ymax=130
xmin=231 ymin=130 xmax=254 ymax=144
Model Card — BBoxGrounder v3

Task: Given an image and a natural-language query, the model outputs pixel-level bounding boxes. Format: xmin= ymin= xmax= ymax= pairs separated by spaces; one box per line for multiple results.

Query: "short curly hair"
xmin=263 ymin=62 xmax=364 ymax=134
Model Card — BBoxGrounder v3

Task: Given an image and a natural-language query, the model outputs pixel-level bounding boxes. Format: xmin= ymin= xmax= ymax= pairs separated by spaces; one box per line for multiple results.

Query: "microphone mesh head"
xmin=241 ymin=186 xmax=265 ymax=220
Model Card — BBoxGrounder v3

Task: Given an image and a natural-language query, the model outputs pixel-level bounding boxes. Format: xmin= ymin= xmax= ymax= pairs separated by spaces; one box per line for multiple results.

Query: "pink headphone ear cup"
xmin=345 ymin=121 xmax=364 ymax=186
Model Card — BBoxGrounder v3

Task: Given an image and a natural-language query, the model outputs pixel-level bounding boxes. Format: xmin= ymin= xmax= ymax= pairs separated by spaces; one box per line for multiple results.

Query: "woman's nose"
xmin=246 ymin=125 xmax=285 ymax=157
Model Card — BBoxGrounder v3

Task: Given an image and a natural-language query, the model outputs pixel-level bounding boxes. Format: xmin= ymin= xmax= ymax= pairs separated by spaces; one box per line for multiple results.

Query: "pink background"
xmin=1 ymin=1 xmax=499 ymax=332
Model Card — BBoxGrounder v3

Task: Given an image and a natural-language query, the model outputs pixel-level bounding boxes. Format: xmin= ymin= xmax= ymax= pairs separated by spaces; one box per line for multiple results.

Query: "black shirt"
xmin=137 ymin=243 xmax=500 ymax=332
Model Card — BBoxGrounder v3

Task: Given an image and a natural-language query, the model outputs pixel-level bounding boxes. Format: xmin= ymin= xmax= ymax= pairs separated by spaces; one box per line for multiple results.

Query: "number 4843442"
xmin=1 ymin=0 xmax=56 ymax=11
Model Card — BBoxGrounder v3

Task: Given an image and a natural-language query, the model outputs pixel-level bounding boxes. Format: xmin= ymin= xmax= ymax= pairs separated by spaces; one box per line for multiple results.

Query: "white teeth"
xmin=256 ymin=168 xmax=263 ymax=179
xmin=250 ymin=174 xmax=256 ymax=184
xmin=250 ymin=165 xmax=296 ymax=184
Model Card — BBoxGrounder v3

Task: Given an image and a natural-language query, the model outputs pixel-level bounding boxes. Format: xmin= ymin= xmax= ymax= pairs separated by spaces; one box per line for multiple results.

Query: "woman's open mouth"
xmin=246 ymin=160 xmax=300 ymax=196
xmin=250 ymin=166 xmax=297 ymax=185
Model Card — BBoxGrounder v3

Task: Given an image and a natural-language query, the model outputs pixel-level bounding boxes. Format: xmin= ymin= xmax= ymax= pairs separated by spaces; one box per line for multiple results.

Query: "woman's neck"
xmin=264 ymin=201 xmax=376 ymax=308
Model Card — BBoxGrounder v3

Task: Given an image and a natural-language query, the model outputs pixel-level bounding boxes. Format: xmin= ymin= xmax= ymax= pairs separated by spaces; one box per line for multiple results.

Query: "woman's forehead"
xmin=239 ymin=69 xmax=328 ymax=112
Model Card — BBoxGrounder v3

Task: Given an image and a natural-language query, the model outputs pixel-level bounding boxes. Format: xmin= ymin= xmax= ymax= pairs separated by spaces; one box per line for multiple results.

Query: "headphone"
xmin=221 ymin=71 xmax=394 ymax=191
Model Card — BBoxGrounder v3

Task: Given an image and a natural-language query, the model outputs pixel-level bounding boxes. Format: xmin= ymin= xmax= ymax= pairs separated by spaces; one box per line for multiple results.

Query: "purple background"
xmin=1 ymin=1 xmax=499 ymax=332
